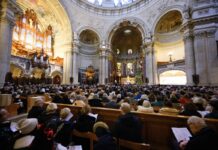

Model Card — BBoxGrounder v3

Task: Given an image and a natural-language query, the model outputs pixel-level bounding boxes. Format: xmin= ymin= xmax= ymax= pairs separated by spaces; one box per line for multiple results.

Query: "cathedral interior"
xmin=1 ymin=0 xmax=218 ymax=86
xmin=1 ymin=1 xmax=218 ymax=150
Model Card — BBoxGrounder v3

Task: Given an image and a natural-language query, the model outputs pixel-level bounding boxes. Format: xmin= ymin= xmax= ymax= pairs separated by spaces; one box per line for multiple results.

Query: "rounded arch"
xmin=51 ymin=70 xmax=63 ymax=78
xmin=10 ymin=63 xmax=25 ymax=77
xmin=106 ymin=17 xmax=149 ymax=46
xmin=151 ymin=7 xmax=184 ymax=34
xmin=159 ymin=70 xmax=187 ymax=85
xmin=77 ymin=26 xmax=102 ymax=42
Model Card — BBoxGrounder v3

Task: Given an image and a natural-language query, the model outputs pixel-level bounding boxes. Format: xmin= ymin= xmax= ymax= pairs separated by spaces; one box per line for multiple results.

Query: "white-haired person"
xmin=179 ymin=116 xmax=218 ymax=150
xmin=54 ymin=108 xmax=74 ymax=147
xmin=38 ymin=103 xmax=60 ymax=150
xmin=112 ymin=102 xmax=143 ymax=142
xmin=28 ymin=97 xmax=44 ymax=120
xmin=137 ymin=100 xmax=154 ymax=113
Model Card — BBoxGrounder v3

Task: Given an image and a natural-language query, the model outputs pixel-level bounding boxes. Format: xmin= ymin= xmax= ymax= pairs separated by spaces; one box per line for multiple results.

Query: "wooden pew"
xmin=4 ymin=103 xmax=20 ymax=116
xmin=44 ymin=102 xmax=218 ymax=150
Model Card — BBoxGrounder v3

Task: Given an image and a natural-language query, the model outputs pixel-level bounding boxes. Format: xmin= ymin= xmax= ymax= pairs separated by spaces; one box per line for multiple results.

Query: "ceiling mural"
xmin=155 ymin=10 xmax=182 ymax=33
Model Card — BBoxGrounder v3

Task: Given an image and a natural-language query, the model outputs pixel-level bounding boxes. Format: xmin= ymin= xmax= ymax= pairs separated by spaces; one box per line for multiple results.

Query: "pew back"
xmin=44 ymin=102 xmax=218 ymax=150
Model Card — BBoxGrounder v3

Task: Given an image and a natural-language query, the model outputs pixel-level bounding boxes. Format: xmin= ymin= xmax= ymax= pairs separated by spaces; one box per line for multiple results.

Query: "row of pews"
xmin=5 ymin=94 xmax=218 ymax=150
xmin=43 ymin=102 xmax=218 ymax=150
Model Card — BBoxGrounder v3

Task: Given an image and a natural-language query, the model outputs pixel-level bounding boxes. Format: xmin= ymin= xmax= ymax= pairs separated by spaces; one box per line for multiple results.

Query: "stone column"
xmin=144 ymin=41 xmax=157 ymax=85
xmin=72 ymin=40 xmax=79 ymax=84
xmin=0 ymin=0 xmax=21 ymax=86
xmin=98 ymin=41 xmax=109 ymax=84
xmin=63 ymin=49 xmax=73 ymax=84
xmin=183 ymin=32 xmax=196 ymax=85
xmin=193 ymin=30 xmax=216 ymax=85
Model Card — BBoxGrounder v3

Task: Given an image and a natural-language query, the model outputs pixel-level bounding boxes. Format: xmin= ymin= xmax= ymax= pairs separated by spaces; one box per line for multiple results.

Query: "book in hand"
xmin=171 ymin=127 xmax=192 ymax=142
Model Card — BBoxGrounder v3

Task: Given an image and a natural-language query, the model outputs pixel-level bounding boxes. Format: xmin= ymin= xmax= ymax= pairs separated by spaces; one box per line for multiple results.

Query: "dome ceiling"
xmin=87 ymin=0 xmax=138 ymax=8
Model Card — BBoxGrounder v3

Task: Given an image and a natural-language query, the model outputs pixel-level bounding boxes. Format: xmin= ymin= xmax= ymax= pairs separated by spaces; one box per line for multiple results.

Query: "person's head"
xmin=209 ymin=100 xmax=218 ymax=111
xmin=0 ymin=108 xmax=9 ymax=123
xmin=184 ymin=103 xmax=197 ymax=112
xmin=81 ymin=104 xmax=91 ymax=115
xmin=120 ymin=102 xmax=131 ymax=115
xmin=60 ymin=107 xmax=71 ymax=120
xmin=93 ymin=121 xmax=109 ymax=137
xmin=46 ymin=103 xmax=57 ymax=112
xmin=34 ymin=97 xmax=44 ymax=107
xmin=143 ymin=100 xmax=151 ymax=108
xmin=164 ymin=100 xmax=173 ymax=108
xmin=17 ymin=118 xmax=38 ymax=134
xmin=187 ymin=116 xmax=207 ymax=134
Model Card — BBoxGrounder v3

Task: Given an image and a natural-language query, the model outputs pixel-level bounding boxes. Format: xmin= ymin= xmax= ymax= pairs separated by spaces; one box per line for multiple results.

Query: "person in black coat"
xmin=179 ymin=103 xmax=202 ymax=117
xmin=88 ymin=94 xmax=103 ymax=107
xmin=74 ymin=104 xmax=96 ymax=132
xmin=179 ymin=116 xmax=218 ymax=150
xmin=205 ymin=100 xmax=218 ymax=119
xmin=54 ymin=108 xmax=74 ymax=147
xmin=28 ymin=98 xmax=45 ymax=120
xmin=0 ymin=109 xmax=18 ymax=150
xmin=93 ymin=122 xmax=117 ymax=150
xmin=113 ymin=102 xmax=142 ymax=142
xmin=74 ymin=104 xmax=97 ymax=150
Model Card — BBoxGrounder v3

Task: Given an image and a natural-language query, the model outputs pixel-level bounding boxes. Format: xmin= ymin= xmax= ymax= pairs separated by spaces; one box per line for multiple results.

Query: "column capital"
xmin=0 ymin=0 xmax=22 ymax=28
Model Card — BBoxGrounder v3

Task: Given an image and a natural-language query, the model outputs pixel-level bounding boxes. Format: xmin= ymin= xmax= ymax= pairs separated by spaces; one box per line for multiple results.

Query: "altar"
xmin=121 ymin=76 xmax=135 ymax=84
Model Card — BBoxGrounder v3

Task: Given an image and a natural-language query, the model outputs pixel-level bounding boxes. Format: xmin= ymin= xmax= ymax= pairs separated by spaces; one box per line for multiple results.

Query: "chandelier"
xmin=31 ymin=49 xmax=49 ymax=69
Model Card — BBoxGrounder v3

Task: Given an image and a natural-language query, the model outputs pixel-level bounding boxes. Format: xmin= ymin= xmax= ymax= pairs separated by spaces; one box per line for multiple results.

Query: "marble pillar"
xmin=145 ymin=42 xmax=157 ymax=85
xmin=72 ymin=43 xmax=79 ymax=84
xmin=63 ymin=50 xmax=73 ymax=84
xmin=183 ymin=32 xmax=195 ymax=85
xmin=0 ymin=0 xmax=21 ymax=87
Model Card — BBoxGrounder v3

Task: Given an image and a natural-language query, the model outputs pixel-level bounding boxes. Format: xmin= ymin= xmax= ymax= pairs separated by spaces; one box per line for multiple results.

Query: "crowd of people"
xmin=1 ymin=83 xmax=218 ymax=149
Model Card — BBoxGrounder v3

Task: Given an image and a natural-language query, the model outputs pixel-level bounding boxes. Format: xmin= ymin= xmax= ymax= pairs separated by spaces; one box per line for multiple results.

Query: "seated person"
xmin=72 ymin=95 xmax=86 ymax=107
xmin=205 ymin=100 xmax=218 ymax=119
xmin=74 ymin=104 xmax=96 ymax=150
xmin=54 ymin=108 xmax=74 ymax=147
xmin=105 ymin=95 xmax=119 ymax=109
xmin=74 ymin=104 xmax=96 ymax=132
xmin=93 ymin=121 xmax=117 ymax=150
xmin=137 ymin=100 xmax=154 ymax=113
xmin=38 ymin=103 xmax=60 ymax=149
xmin=113 ymin=103 xmax=143 ymax=142
xmin=28 ymin=97 xmax=44 ymax=120
xmin=0 ymin=109 xmax=18 ymax=150
xmin=179 ymin=116 xmax=218 ymax=150
xmin=13 ymin=118 xmax=42 ymax=150
xmin=159 ymin=100 xmax=179 ymax=115
xmin=179 ymin=102 xmax=201 ymax=117
xmin=88 ymin=94 xmax=103 ymax=107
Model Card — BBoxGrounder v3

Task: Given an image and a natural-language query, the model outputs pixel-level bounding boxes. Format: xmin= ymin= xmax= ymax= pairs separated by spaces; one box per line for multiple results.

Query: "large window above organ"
xmin=12 ymin=9 xmax=53 ymax=58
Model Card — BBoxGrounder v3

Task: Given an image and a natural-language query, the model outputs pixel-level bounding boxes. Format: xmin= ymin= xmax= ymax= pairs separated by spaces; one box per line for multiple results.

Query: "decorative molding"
xmin=71 ymin=0 xmax=152 ymax=16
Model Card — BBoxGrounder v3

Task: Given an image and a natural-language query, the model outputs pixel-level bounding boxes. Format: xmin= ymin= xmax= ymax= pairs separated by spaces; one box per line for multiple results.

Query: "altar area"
xmin=121 ymin=76 xmax=135 ymax=84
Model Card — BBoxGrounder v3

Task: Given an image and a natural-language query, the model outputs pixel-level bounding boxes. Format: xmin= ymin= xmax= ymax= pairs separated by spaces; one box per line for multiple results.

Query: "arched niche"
xmin=51 ymin=70 xmax=63 ymax=84
xmin=109 ymin=20 xmax=144 ymax=84
xmin=154 ymin=10 xmax=185 ymax=65
xmin=79 ymin=29 xmax=100 ymax=45
xmin=10 ymin=64 xmax=25 ymax=78
xmin=159 ymin=70 xmax=187 ymax=85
